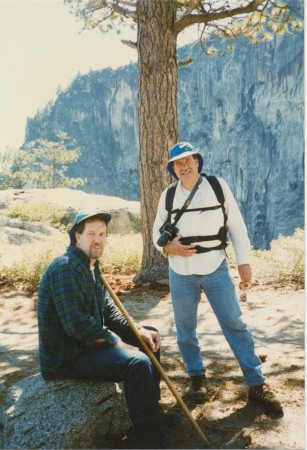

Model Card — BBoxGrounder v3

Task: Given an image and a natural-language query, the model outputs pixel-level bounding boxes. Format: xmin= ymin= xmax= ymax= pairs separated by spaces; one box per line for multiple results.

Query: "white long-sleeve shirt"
xmin=153 ymin=176 xmax=250 ymax=275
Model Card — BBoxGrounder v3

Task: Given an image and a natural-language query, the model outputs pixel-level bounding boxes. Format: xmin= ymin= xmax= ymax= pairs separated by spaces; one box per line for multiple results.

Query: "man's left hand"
xmin=139 ymin=327 xmax=161 ymax=352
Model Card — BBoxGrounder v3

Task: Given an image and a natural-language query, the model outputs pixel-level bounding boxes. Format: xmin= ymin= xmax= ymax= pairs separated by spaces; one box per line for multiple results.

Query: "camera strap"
xmin=172 ymin=176 xmax=203 ymax=227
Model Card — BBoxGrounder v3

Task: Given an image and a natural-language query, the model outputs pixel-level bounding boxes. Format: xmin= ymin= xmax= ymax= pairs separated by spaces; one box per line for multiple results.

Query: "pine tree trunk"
xmin=134 ymin=0 xmax=178 ymax=285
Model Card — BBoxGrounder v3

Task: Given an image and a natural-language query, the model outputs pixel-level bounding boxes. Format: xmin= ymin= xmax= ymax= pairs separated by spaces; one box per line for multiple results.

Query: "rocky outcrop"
xmin=0 ymin=216 xmax=62 ymax=244
xmin=3 ymin=374 xmax=129 ymax=449
xmin=25 ymin=31 xmax=304 ymax=249
xmin=0 ymin=188 xmax=140 ymax=268
xmin=0 ymin=188 xmax=140 ymax=235
xmin=0 ymin=211 xmax=65 ymax=268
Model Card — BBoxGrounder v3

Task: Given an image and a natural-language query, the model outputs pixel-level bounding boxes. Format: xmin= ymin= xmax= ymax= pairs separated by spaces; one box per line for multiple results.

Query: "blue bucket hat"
xmin=69 ymin=212 xmax=112 ymax=245
xmin=167 ymin=142 xmax=203 ymax=179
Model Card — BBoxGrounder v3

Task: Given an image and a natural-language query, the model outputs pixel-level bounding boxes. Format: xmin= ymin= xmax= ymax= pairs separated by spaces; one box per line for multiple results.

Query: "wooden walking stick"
xmin=99 ymin=273 xmax=210 ymax=448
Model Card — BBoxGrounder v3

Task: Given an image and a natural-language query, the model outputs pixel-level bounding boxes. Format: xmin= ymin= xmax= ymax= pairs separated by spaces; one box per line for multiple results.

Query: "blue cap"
xmin=69 ymin=212 xmax=111 ymax=245
xmin=167 ymin=142 xmax=203 ymax=179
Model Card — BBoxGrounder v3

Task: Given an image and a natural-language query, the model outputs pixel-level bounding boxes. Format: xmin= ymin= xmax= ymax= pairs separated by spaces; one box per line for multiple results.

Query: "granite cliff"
xmin=25 ymin=33 xmax=304 ymax=249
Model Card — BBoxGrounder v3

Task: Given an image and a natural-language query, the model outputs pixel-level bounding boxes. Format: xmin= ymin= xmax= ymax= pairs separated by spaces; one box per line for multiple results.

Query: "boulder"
xmin=0 ymin=188 xmax=141 ymax=268
xmin=0 ymin=215 xmax=65 ymax=268
xmin=0 ymin=216 xmax=62 ymax=245
xmin=3 ymin=373 xmax=130 ymax=449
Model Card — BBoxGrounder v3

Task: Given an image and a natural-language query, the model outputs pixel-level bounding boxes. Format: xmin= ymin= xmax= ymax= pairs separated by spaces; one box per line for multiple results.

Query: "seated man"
xmin=37 ymin=212 xmax=165 ymax=448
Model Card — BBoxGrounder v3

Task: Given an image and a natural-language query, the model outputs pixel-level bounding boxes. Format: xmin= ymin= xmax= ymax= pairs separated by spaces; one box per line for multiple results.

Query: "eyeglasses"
xmin=173 ymin=156 xmax=196 ymax=168
xmin=239 ymin=281 xmax=253 ymax=302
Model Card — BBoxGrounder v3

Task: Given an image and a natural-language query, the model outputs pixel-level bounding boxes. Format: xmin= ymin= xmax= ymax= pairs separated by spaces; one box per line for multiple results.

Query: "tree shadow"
xmin=162 ymin=380 xmax=284 ymax=449
xmin=0 ymin=283 xmax=304 ymax=449
xmin=159 ymin=344 xmax=302 ymax=449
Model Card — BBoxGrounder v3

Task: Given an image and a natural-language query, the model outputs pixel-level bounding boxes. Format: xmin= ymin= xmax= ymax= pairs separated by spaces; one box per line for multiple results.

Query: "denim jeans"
xmin=61 ymin=327 xmax=164 ymax=448
xmin=169 ymin=260 xmax=265 ymax=387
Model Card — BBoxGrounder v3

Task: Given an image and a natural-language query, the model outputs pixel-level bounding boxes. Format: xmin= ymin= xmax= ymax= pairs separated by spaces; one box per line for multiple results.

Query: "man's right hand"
xmin=164 ymin=236 xmax=197 ymax=257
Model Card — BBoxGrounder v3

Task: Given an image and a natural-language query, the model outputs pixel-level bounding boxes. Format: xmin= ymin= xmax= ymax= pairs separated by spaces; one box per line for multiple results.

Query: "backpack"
xmin=165 ymin=174 xmax=228 ymax=253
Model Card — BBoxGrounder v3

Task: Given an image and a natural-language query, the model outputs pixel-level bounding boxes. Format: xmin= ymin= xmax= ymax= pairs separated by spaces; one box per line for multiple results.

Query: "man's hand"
xmin=164 ymin=236 xmax=197 ymax=257
xmin=94 ymin=338 xmax=106 ymax=344
xmin=139 ymin=327 xmax=161 ymax=352
xmin=238 ymin=264 xmax=252 ymax=283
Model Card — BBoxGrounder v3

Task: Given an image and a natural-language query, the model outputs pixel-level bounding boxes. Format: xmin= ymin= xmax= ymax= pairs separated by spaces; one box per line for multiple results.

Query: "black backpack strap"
xmin=203 ymin=174 xmax=224 ymax=205
xmin=164 ymin=173 xmax=229 ymax=253
xmin=202 ymin=174 xmax=228 ymax=226
xmin=165 ymin=174 xmax=227 ymax=225
xmin=165 ymin=182 xmax=177 ymax=221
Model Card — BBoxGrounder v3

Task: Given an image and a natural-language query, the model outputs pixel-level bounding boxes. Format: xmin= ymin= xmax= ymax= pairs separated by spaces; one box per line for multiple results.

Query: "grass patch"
xmin=101 ymin=233 xmax=142 ymax=274
xmin=251 ymin=228 xmax=304 ymax=289
xmin=0 ymin=233 xmax=142 ymax=294
xmin=3 ymin=200 xmax=71 ymax=230
xmin=227 ymin=229 xmax=304 ymax=289
xmin=1 ymin=234 xmax=68 ymax=294
xmin=0 ymin=228 xmax=304 ymax=293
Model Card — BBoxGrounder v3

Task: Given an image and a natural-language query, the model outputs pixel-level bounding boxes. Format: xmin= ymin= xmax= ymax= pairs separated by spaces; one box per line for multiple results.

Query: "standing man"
xmin=38 ymin=212 xmax=165 ymax=448
xmin=153 ymin=142 xmax=283 ymax=415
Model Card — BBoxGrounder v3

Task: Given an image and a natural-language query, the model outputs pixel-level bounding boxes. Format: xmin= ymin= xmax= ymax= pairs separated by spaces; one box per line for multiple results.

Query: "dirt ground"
xmin=0 ymin=274 xmax=304 ymax=449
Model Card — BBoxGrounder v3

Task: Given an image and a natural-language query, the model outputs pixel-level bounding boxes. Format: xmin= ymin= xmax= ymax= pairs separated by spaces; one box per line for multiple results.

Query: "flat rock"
xmin=3 ymin=373 xmax=129 ymax=449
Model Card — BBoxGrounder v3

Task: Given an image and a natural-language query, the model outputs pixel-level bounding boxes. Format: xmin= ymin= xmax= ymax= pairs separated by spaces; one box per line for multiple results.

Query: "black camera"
xmin=157 ymin=222 xmax=179 ymax=247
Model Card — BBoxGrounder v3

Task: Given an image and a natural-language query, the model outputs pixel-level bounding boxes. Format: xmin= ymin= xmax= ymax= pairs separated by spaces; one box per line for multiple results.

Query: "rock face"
xmin=26 ymin=66 xmax=139 ymax=201
xmin=25 ymin=32 xmax=304 ymax=249
xmin=178 ymin=35 xmax=304 ymax=249
xmin=3 ymin=374 xmax=129 ymax=449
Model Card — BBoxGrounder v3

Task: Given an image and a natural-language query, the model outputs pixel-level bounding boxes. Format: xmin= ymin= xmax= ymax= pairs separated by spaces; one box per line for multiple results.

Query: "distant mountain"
xmin=25 ymin=65 xmax=139 ymax=201
xmin=25 ymin=33 xmax=304 ymax=249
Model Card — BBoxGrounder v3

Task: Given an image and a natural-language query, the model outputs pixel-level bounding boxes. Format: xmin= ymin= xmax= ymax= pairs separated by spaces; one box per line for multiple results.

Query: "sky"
xmin=0 ymin=0 xmax=196 ymax=153
xmin=0 ymin=0 xmax=139 ymax=151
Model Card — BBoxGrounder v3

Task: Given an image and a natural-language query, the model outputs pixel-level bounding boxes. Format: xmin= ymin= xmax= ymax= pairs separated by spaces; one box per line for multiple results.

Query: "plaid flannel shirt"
xmin=37 ymin=245 xmax=135 ymax=378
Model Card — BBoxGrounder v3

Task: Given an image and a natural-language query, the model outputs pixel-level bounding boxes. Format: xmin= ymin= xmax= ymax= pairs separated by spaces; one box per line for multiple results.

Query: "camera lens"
xmin=157 ymin=231 xmax=171 ymax=247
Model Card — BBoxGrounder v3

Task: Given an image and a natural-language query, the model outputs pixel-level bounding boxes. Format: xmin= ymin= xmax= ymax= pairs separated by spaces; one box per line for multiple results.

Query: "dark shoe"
xmin=185 ymin=375 xmax=208 ymax=402
xmin=248 ymin=383 xmax=283 ymax=415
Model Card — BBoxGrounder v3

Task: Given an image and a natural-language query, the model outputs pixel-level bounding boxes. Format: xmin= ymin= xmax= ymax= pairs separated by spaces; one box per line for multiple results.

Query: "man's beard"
xmin=89 ymin=247 xmax=103 ymax=260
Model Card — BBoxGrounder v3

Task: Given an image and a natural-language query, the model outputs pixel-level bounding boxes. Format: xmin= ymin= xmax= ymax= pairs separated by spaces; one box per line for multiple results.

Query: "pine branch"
xmin=121 ymin=39 xmax=137 ymax=48
xmin=175 ymin=0 xmax=267 ymax=35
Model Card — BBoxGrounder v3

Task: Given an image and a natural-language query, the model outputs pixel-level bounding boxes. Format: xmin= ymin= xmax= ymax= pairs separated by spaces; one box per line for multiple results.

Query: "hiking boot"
xmin=248 ymin=383 xmax=283 ymax=415
xmin=185 ymin=375 xmax=208 ymax=402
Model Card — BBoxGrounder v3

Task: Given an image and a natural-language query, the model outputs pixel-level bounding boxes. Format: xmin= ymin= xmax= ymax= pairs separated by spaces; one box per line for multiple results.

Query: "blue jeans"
xmin=169 ymin=260 xmax=265 ymax=387
xmin=60 ymin=327 xmax=164 ymax=448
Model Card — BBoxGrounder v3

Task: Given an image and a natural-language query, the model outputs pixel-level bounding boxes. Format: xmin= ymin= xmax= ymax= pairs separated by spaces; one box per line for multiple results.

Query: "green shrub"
xmin=1 ymin=234 xmax=68 ymax=294
xmin=4 ymin=201 xmax=70 ymax=230
xmin=251 ymin=228 xmax=304 ymax=289
xmin=1 ymin=233 xmax=142 ymax=292
xmin=1 ymin=229 xmax=303 ymax=293
xmin=0 ymin=235 xmax=6 ymax=265
xmin=225 ymin=229 xmax=304 ymax=289
xmin=101 ymin=234 xmax=142 ymax=274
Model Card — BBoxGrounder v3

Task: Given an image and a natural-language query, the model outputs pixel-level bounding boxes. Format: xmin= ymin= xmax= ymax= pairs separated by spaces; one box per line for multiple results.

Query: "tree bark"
xmin=134 ymin=0 xmax=178 ymax=285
